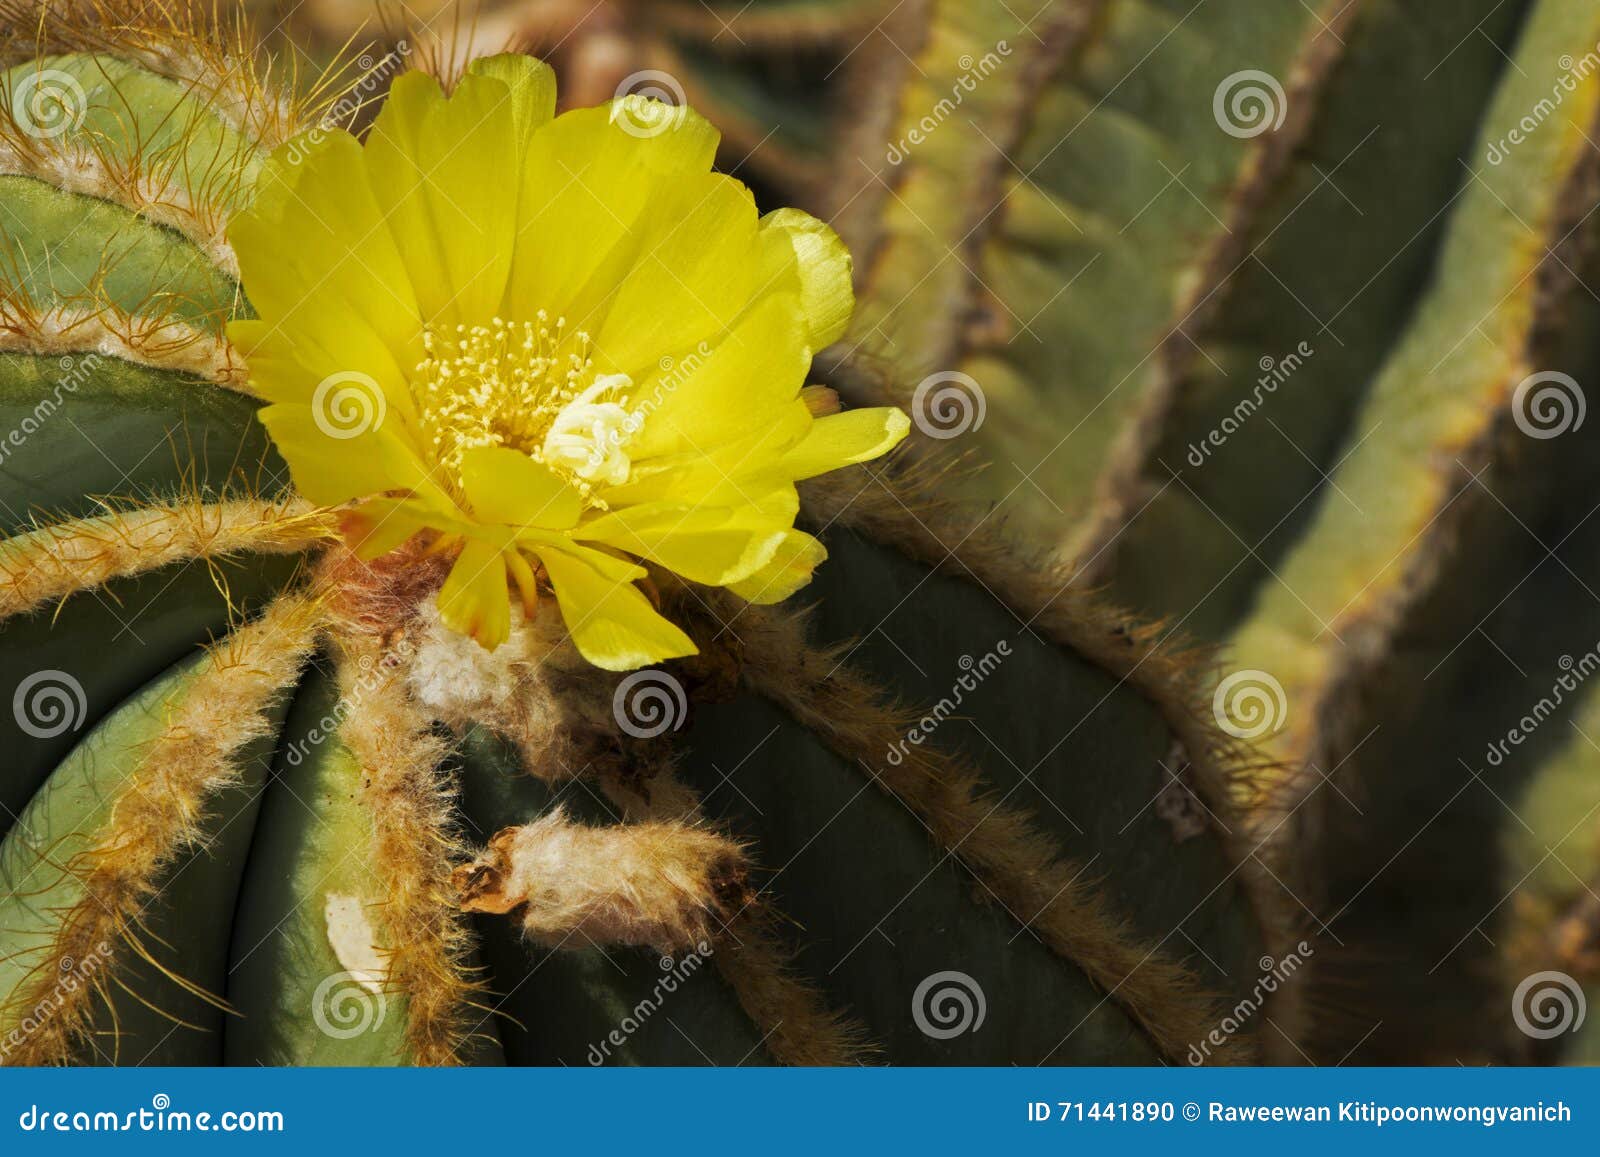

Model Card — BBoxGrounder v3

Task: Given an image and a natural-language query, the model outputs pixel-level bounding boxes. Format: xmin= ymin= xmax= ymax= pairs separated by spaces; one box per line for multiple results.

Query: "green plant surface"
xmin=0 ymin=6 xmax=1269 ymax=1068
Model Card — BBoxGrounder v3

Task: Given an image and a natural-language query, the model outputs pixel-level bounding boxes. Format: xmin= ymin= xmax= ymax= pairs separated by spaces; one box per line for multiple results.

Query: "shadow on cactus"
xmin=0 ymin=1 xmax=1278 ymax=1066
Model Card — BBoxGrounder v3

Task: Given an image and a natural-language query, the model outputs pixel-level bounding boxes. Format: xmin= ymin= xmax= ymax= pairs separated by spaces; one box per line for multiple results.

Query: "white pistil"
xmin=543 ymin=375 xmax=637 ymax=486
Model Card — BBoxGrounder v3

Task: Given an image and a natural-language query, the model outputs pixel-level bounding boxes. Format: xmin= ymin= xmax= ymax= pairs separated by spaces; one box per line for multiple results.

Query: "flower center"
xmin=413 ymin=315 xmax=639 ymax=505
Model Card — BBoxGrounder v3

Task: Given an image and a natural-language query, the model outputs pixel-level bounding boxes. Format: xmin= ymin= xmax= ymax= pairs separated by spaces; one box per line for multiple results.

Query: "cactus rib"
xmin=0 ymin=300 xmax=248 ymax=389
xmin=598 ymin=764 xmax=874 ymax=1065
xmin=734 ymin=600 xmax=1252 ymax=1065
xmin=0 ymin=587 xmax=320 ymax=1063
xmin=1071 ymin=0 xmax=1365 ymax=582
xmin=0 ymin=497 xmax=330 ymax=622
xmin=329 ymin=634 xmax=484 ymax=1067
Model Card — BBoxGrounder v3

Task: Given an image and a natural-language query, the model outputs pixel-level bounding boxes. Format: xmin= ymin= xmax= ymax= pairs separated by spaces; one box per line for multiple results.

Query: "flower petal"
xmin=593 ymin=173 xmax=762 ymax=377
xmin=625 ymin=292 xmax=810 ymax=461
xmin=256 ymin=404 xmax=453 ymax=510
xmin=573 ymin=501 xmax=790 ymax=586
xmin=459 ymin=446 xmax=582 ymax=529
xmin=467 ymin=54 xmax=557 ymax=151
xmin=228 ymin=132 xmax=422 ymax=419
xmin=778 ymin=407 xmax=911 ymax=481
xmin=727 ymin=529 xmax=828 ymax=604
xmin=601 ymin=399 xmax=813 ymax=508
xmin=503 ymin=100 xmax=719 ymax=329
xmin=536 ymin=546 xmax=698 ymax=671
xmin=438 ymin=538 xmax=513 ymax=651
xmin=365 ymin=71 xmax=519 ymax=328
xmin=343 ymin=498 xmax=433 ymax=560
xmin=757 ymin=208 xmax=854 ymax=350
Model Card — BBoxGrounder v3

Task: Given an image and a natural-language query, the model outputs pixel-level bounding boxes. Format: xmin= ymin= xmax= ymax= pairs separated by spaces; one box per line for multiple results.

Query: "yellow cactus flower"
xmin=227 ymin=56 xmax=908 ymax=670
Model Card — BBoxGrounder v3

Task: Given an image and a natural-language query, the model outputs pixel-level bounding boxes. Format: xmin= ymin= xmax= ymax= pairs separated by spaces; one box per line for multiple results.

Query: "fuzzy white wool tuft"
xmin=406 ymin=600 xmax=554 ymax=721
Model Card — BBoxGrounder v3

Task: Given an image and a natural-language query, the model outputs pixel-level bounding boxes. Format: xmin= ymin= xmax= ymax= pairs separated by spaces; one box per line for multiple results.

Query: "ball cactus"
xmin=0 ymin=0 xmax=1272 ymax=1067
xmin=16 ymin=0 xmax=1600 ymax=1071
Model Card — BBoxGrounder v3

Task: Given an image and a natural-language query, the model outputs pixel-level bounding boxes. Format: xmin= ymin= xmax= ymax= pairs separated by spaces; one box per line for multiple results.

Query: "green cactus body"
xmin=838 ymin=0 xmax=1600 ymax=1063
xmin=0 ymin=4 xmax=1266 ymax=1067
